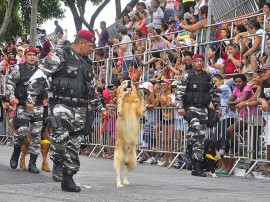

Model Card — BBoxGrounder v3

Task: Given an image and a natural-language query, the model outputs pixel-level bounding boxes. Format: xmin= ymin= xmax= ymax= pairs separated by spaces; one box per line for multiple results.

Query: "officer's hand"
xmin=10 ymin=98 xmax=19 ymax=106
xmin=178 ymin=108 xmax=186 ymax=116
xmin=26 ymin=103 xmax=34 ymax=112
xmin=216 ymin=109 xmax=222 ymax=119
xmin=262 ymin=100 xmax=269 ymax=112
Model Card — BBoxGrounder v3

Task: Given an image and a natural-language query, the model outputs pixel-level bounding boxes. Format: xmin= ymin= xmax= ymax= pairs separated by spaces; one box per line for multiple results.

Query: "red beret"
xmin=192 ymin=54 xmax=205 ymax=61
xmin=77 ymin=30 xmax=96 ymax=43
xmin=24 ymin=47 xmax=37 ymax=55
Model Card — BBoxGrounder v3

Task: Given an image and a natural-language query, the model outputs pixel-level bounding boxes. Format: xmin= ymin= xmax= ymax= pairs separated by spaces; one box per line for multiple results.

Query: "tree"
xmin=62 ymin=0 xmax=110 ymax=33
xmin=29 ymin=0 xmax=39 ymax=47
xmin=0 ymin=0 xmax=15 ymax=41
xmin=115 ymin=0 xmax=121 ymax=20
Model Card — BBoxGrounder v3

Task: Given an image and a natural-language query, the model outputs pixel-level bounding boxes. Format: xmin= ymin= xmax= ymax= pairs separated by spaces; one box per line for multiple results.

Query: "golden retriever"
xmin=114 ymin=80 xmax=145 ymax=187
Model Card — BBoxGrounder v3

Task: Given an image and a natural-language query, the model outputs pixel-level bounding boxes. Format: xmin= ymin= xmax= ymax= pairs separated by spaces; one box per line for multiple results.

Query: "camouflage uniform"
xmin=175 ymin=68 xmax=220 ymax=174
xmin=6 ymin=63 xmax=44 ymax=155
xmin=27 ymin=47 xmax=103 ymax=176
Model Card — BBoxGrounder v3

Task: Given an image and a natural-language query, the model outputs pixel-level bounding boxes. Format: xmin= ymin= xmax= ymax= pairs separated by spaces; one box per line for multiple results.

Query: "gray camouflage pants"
xmin=185 ymin=107 xmax=208 ymax=161
xmin=13 ymin=105 xmax=44 ymax=155
xmin=49 ymin=103 xmax=86 ymax=174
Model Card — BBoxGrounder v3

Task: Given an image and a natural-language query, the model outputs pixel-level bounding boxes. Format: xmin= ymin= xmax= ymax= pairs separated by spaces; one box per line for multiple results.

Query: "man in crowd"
xmin=5 ymin=47 xmax=45 ymax=174
xmin=152 ymin=0 xmax=164 ymax=31
xmin=54 ymin=20 xmax=63 ymax=34
xmin=176 ymin=54 xmax=221 ymax=177
xmin=95 ymin=21 xmax=109 ymax=48
xmin=26 ymin=30 xmax=104 ymax=192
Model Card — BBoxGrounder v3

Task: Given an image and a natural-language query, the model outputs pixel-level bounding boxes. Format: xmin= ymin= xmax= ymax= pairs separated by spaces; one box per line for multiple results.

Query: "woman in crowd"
xmin=205 ymin=45 xmax=225 ymax=76
xmin=123 ymin=15 xmax=134 ymax=36
xmin=137 ymin=10 xmax=148 ymax=38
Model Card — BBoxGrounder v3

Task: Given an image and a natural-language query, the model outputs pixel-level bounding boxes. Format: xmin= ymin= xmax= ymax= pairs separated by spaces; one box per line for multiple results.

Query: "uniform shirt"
xmin=260 ymin=80 xmax=270 ymax=101
xmin=175 ymin=69 xmax=220 ymax=110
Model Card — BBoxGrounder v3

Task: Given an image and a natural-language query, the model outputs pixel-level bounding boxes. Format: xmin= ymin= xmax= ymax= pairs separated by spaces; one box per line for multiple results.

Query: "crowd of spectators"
xmin=91 ymin=0 xmax=270 ymax=171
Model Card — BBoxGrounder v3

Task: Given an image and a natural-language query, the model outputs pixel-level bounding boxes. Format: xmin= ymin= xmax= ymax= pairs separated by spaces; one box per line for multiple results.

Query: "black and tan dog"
xmin=203 ymin=138 xmax=230 ymax=177
xmin=9 ymin=119 xmax=51 ymax=172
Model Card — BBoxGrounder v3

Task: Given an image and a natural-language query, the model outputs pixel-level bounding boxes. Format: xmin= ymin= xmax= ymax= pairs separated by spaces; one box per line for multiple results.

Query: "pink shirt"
xmin=233 ymin=85 xmax=254 ymax=118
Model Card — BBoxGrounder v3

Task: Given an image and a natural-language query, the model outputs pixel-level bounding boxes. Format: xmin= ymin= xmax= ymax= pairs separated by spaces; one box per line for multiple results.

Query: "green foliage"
xmin=0 ymin=0 xmax=23 ymax=42
xmin=19 ymin=0 xmax=65 ymax=32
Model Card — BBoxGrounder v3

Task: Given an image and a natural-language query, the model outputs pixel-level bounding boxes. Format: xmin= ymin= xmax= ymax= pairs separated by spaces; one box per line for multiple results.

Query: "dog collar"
xmin=206 ymin=153 xmax=220 ymax=161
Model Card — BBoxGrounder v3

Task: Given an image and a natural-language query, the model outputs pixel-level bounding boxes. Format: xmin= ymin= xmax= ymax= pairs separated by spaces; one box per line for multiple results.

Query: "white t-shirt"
xmin=208 ymin=57 xmax=224 ymax=76
xmin=120 ymin=35 xmax=133 ymax=61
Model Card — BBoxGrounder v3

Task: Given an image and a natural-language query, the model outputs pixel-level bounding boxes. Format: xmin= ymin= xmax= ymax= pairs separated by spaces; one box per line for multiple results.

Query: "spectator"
xmin=164 ymin=0 xmax=176 ymax=23
xmin=137 ymin=10 xmax=148 ymax=38
xmin=152 ymin=0 xmax=165 ymax=30
xmin=123 ymin=15 xmax=134 ymax=36
xmin=54 ymin=31 xmax=67 ymax=50
xmin=16 ymin=48 xmax=25 ymax=64
xmin=182 ymin=0 xmax=196 ymax=14
xmin=54 ymin=20 xmax=63 ymax=34
xmin=117 ymin=26 xmax=134 ymax=80
xmin=214 ymin=43 xmax=242 ymax=78
xmin=95 ymin=21 xmax=110 ymax=48
xmin=180 ymin=5 xmax=217 ymax=44
xmin=263 ymin=3 xmax=270 ymax=31
xmin=126 ymin=3 xmax=136 ymax=21
xmin=235 ymin=20 xmax=263 ymax=71
xmin=205 ymin=45 xmax=225 ymax=75
xmin=39 ymin=35 xmax=52 ymax=59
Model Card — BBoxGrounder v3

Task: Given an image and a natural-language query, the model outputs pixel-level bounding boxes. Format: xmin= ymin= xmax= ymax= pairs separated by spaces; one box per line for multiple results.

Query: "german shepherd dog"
xmin=114 ymin=80 xmax=145 ymax=187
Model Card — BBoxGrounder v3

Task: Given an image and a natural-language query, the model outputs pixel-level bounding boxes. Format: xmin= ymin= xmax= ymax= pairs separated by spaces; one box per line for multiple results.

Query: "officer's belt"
xmin=186 ymin=104 xmax=207 ymax=108
xmin=50 ymin=97 xmax=88 ymax=107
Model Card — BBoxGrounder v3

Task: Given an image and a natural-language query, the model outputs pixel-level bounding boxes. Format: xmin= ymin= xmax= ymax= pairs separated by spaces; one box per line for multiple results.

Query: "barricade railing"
xmin=81 ymin=104 xmax=270 ymax=177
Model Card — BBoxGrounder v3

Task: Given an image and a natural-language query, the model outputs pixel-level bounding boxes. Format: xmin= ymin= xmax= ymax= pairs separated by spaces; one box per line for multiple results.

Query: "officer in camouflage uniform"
xmin=176 ymin=54 xmax=221 ymax=177
xmin=5 ymin=47 xmax=45 ymax=173
xmin=27 ymin=30 xmax=104 ymax=192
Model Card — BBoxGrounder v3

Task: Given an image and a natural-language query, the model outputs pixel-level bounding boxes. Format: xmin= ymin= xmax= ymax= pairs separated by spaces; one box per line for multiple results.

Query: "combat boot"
xmin=191 ymin=159 xmax=206 ymax=177
xmin=52 ymin=161 xmax=63 ymax=182
xmin=28 ymin=154 xmax=40 ymax=173
xmin=10 ymin=146 xmax=21 ymax=169
xmin=61 ymin=169 xmax=81 ymax=192
xmin=185 ymin=144 xmax=193 ymax=170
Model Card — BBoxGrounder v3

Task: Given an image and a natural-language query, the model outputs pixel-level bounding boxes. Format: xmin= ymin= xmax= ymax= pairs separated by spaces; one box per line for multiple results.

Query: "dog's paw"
xmin=210 ymin=172 xmax=218 ymax=178
xmin=123 ymin=179 xmax=130 ymax=185
xmin=117 ymin=183 xmax=124 ymax=188
xmin=137 ymin=89 xmax=144 ymax=98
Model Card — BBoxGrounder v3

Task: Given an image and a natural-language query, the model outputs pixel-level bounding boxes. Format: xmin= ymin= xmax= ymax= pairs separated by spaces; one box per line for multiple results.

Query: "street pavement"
xmin=0 ymin=145 xmax=270 ymax=202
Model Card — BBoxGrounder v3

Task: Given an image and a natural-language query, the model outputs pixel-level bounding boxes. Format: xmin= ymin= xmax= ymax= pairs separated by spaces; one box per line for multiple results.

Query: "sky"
xmin=42 ymin=0 xmax=130 ymax=41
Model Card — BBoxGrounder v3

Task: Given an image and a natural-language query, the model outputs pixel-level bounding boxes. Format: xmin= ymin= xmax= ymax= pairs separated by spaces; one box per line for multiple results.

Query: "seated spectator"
xmin=54 ymin=30 xmax=66 ymax=50
xmin=221 ymin=28 xmax=230 ymax=45
xmin=39 ymin=35 xmax=52 ymax=59
xmin=129 ymin=59 xmax=142 ymax=82
xmin=205 ymin=45 xmax=225 ymax=76
xmin=180 ymin=5 xmax=217 ymax=44
xmin=16 ymin=48 xmax=25 ymax=64
xmin=235 ymin=20 xmax=263 ymax=71
xmin=214 ymin=43 xmax=242 ymax=78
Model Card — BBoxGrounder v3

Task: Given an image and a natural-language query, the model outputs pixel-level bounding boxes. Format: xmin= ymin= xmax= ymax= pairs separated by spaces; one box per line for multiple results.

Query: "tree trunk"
xmin=0 ymin=0 xmax=15 ymax=40
xmin=66 ymin=0 xmax=83 ymax=32
xmin=29 ymin=0 xmax=39 ymax=47
xmin=118 ymin=0 xmax=139 ymax=19
xmin=89 ymin=0 xmax=111 ymax=29
xmin=115 ymin=0 xmax=121 ymax=20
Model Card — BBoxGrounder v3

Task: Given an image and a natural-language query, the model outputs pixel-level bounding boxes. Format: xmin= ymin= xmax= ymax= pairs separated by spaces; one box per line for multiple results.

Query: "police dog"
xmin=203 ymin=138 xmax=230 ymax=177
xmin=9 ymin=119 xmax=51 ymax=172
xmin=114 ymin=80 xmax=145 ymax=187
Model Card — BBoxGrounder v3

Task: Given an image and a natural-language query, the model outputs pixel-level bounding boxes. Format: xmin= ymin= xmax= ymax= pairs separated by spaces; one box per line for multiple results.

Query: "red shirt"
xmin=223 ymin=53 xmax=241 ymax=78
xmin=138 ymin=20 xmax=147 ymax=35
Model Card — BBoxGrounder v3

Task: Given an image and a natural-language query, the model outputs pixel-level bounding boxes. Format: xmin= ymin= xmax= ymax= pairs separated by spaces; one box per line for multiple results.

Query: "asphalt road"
xmin=0 ymin=145 xmax=269 ymax=202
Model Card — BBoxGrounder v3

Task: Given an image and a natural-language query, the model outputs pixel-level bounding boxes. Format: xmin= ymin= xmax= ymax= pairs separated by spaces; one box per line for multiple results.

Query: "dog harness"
xmin=206 ymin=153 xmax=220 ymax=161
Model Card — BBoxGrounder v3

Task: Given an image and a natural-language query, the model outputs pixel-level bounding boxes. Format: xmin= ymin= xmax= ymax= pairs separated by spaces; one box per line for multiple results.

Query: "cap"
xmin=160 ymin=79 xmax=170 ymax=85
xmin=139 ymin=82 xmax=153 ymax=92
xmin=146 ymin=23 xmax=155 ymax=28
xmin=179 ymin=39 xmax=192 ymax=46
xmin=77 ymin=30 xmax=96 ymax=43
xmin=256 ymin=65 xmax=270 ymax=73
xmin=177 ymin=34 xmax=190 ymax=40
xmin=24 ymin=47 xmax=37 ymax=55
xmin=192 ymin=54 xmax=205 ymax=61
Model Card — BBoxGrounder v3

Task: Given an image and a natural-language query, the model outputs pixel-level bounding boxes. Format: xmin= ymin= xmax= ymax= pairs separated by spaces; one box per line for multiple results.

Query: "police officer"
xmin=175 ymin=54 xmax=221 ymax=177
xmin=26 ymin=30 xmax=104 ymax=192
xmin=5 ymin=47 xmax=45 ymax=173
